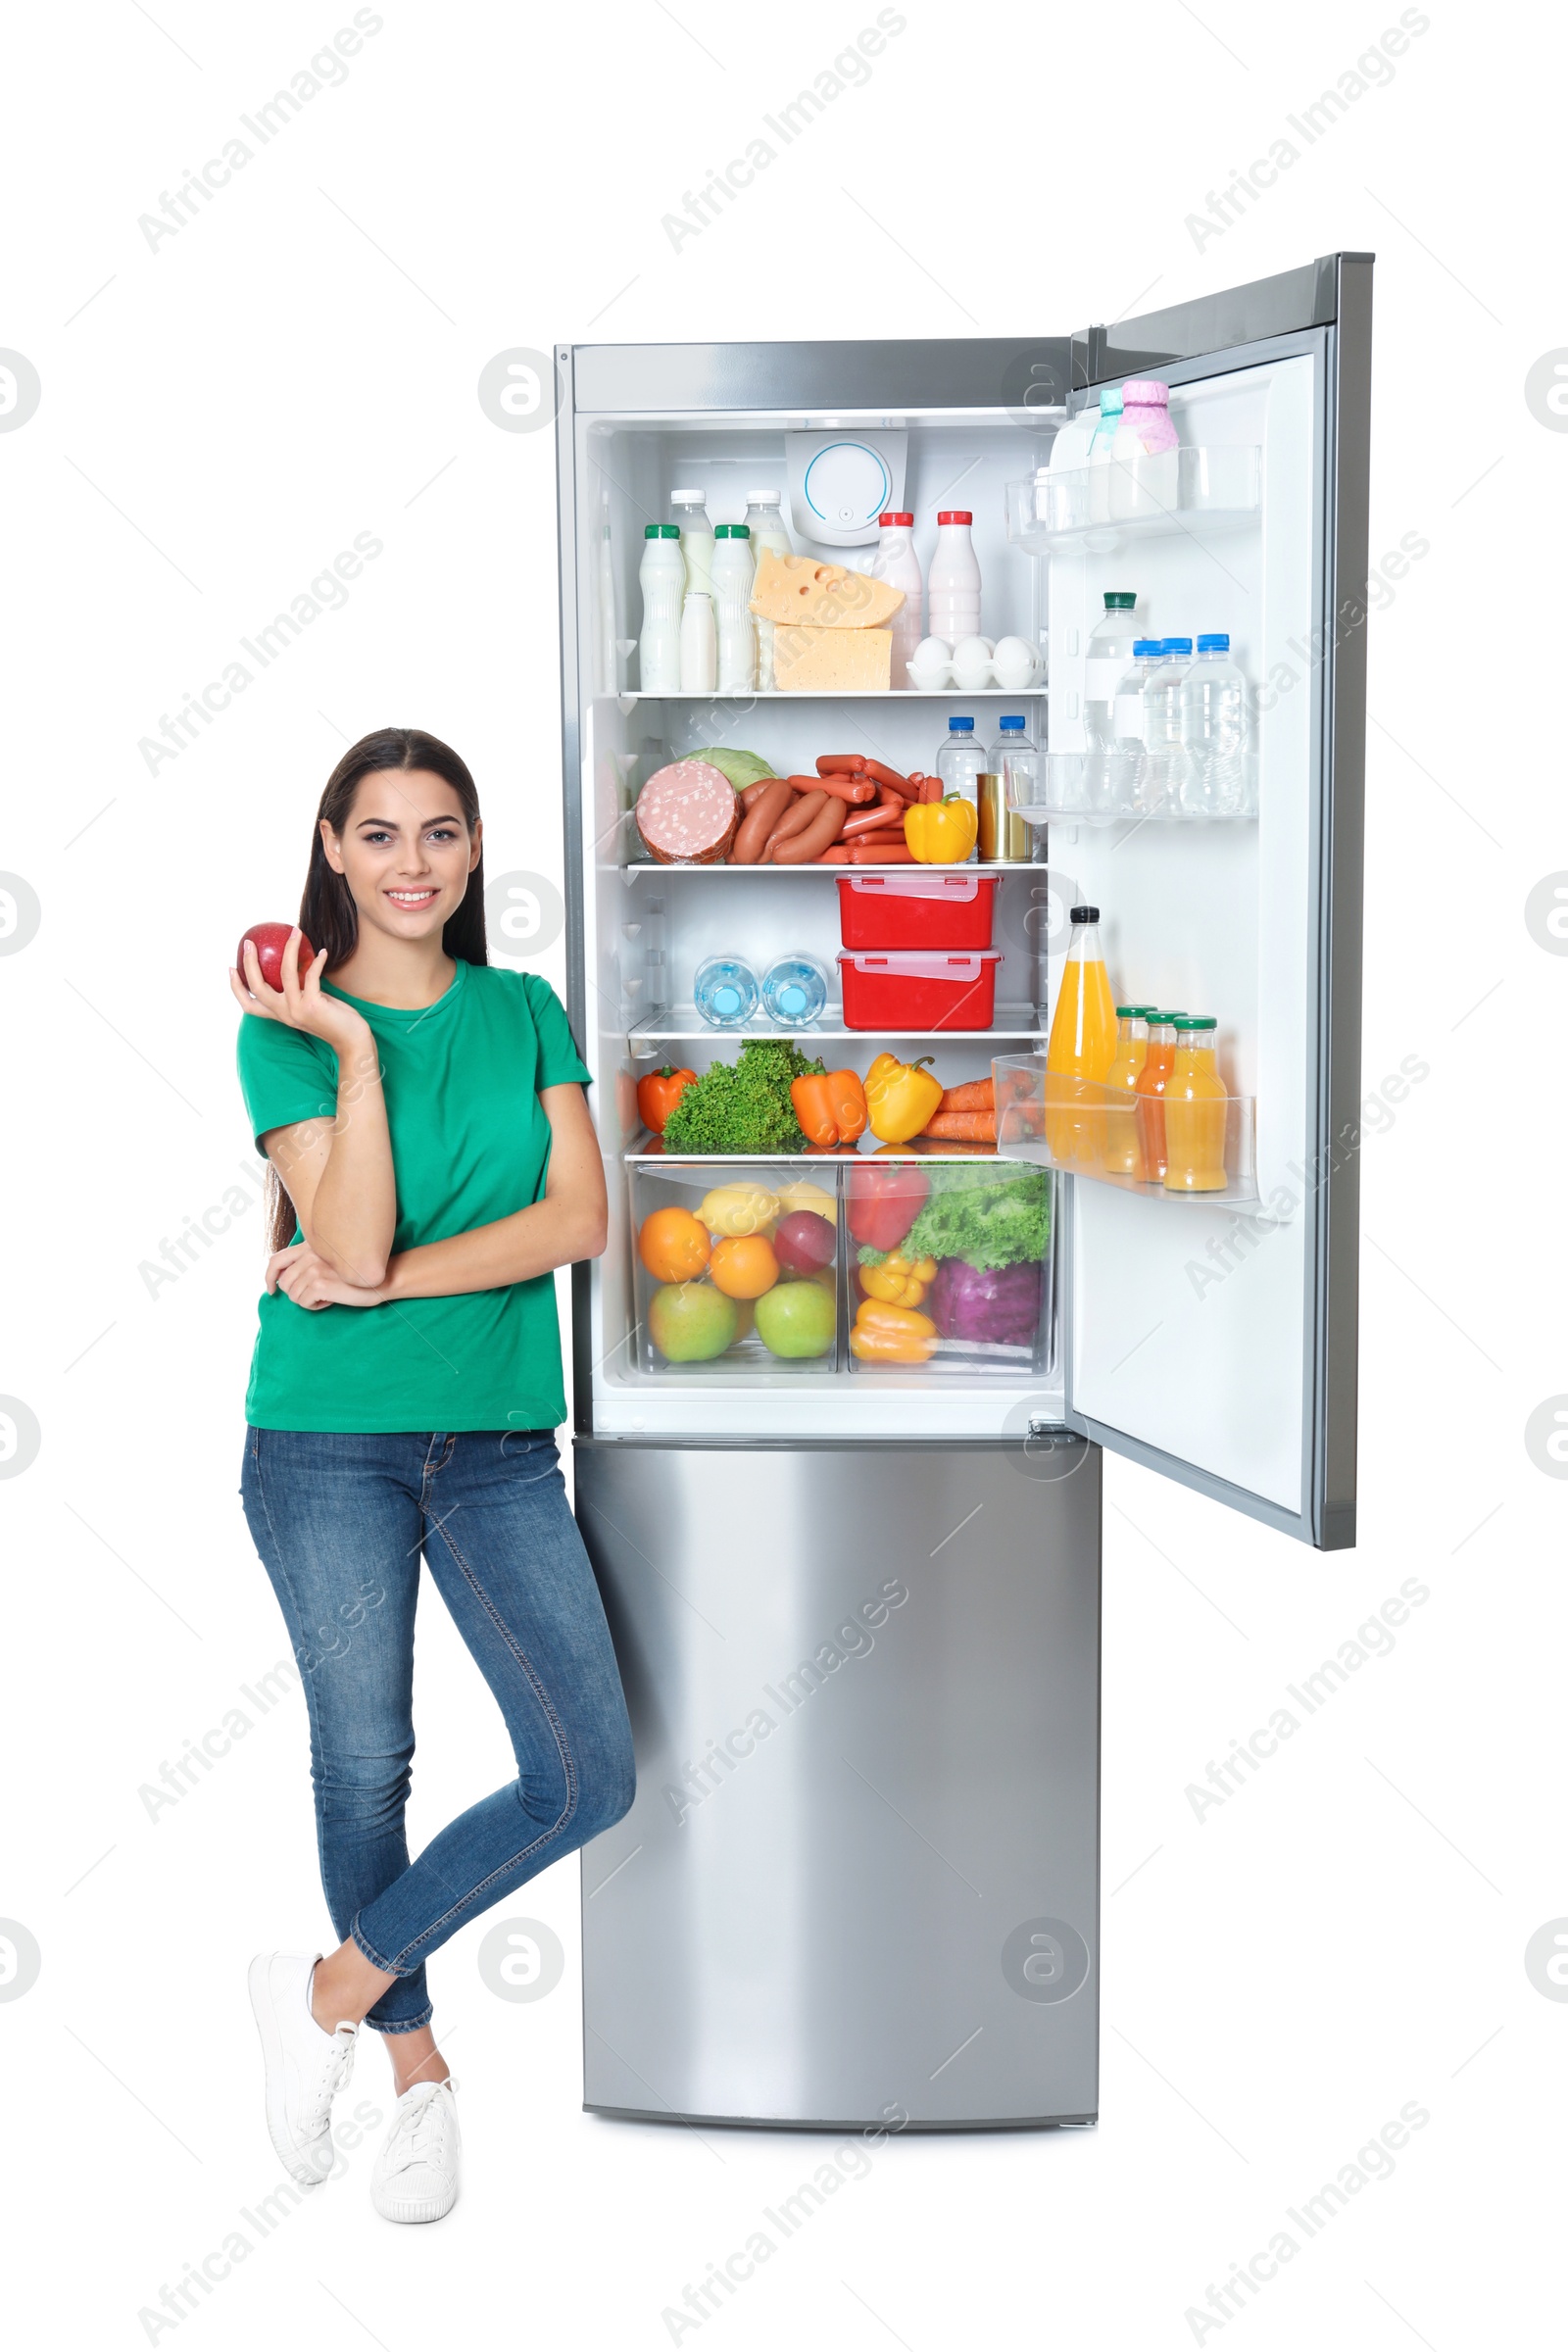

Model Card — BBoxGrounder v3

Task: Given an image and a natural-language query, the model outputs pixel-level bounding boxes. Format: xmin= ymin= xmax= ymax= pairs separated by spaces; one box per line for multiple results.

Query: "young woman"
xmin=232 ymin=727 xmax=632 ymax=2226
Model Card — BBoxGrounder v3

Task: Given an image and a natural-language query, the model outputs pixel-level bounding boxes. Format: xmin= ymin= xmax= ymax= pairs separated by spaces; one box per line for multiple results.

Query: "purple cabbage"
xmin=930 ymin=1256 xmax=1042 ymax=1347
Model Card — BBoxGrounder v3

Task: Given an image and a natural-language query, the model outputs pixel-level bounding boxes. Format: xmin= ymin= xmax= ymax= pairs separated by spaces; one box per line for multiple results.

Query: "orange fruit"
xmin=638 ymin=1205 xmax=711 ymax=1284
xmin=708 ymin=1234 xmax=779 ymax=1299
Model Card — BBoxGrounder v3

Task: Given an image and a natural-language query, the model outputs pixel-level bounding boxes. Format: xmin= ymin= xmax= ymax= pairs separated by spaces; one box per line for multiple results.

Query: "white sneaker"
xmin=371 ymin=2078 xmax=462 ymax=2224
xmin=247 ymin=1951 xmax=359 ymax=2188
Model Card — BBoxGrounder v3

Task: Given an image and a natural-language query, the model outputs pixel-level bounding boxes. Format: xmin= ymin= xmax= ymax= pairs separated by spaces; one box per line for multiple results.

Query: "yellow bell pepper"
xmin=858 ymin=1252 xmax=938 ymax=1307
xmin=851 ymin=1298 xmax=937 ymax=1362
xmin=904 ymin=794 xmax=979 ymax=865
xmin=864 ymin=1054 xmax=945 ymax=1145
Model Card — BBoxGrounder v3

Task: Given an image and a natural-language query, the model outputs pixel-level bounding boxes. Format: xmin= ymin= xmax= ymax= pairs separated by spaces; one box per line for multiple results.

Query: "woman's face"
xmin=321 ymin=769 xmax=480 ymax=946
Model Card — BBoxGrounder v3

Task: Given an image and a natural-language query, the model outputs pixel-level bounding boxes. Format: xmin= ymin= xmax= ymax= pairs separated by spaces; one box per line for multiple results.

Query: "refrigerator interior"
xmin=566 ymin=359 xmax=1315 ymax=1473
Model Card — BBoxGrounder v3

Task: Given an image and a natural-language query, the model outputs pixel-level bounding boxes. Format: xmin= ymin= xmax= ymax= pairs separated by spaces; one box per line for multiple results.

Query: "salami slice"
xmin=635 ymin=760 xmax=739 ymax=865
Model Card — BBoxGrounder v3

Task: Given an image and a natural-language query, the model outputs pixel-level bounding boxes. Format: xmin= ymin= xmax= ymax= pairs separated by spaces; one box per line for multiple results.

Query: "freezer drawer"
xmin=576 ymin=1438 xmax=1101 ymax=2130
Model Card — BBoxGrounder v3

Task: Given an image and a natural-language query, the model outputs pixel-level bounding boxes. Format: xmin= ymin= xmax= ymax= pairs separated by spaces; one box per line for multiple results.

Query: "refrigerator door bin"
xmin=1008 ymin=749 xmax=1259 ymax=826
xmin=631 ymin=1159 xmax=844 ymax=1376
xmin=838 ymin=948 xmax=1003 ymax=1031
xmin=837 ymin=871 xmax=999 ymax=951
xmin=994 ymin=1056 xmax=1258 ymax=1204
xmin=1005 ymin=444 xmax=1261 ymax=551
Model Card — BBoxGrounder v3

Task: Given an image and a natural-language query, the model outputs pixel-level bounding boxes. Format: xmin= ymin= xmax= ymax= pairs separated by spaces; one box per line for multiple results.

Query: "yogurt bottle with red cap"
xmin=927 ymin=509 xmax=982 ymax=651
xmin=873 ymin=510 xmax=924 ymax=688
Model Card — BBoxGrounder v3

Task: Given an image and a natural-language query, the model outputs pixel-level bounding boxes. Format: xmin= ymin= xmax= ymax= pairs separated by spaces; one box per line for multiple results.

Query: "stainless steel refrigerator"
xmin=553 ymin=254 xmax=1370 ymax=2130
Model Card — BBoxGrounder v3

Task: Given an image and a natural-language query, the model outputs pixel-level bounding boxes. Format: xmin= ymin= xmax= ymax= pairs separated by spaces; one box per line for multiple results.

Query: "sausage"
xmin=842 ymin=805 xmax=909 ymax=839
xmin=762 ymin=788 xmax=827 ymax=852
xmin=792 ymin=772 xmax=874 ymax=805
xmin=919 ymin=775 xmax=943 ymax=803
xmin=772 ymin=796 xmax=848 ymax=863
xmin=848 ymin=841 xmax=915 ymax=862
xmin=814 ymin=845 xmax=853 ymax=863
xmin=635 ymin=760 xmax=739 ymax=864
xmin=815 ymin=755 xmax=867 ymax=776
xmin=738 ymin=776 xmax=782 ymax=810
xmin=731 ymin=777 xmax=797 ymax=864
xmin=863 ymin=759 xmax=920 ymax=801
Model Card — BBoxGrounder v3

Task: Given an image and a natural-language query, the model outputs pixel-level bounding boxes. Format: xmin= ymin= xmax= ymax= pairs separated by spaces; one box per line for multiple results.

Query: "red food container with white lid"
xmin=837 ymin=949 xmax=1003 ymax=1031
xmin=837 ymin=871 xmax=998 ymax=951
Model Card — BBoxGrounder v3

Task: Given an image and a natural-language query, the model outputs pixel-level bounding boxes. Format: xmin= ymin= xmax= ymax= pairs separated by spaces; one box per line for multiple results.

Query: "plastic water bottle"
xmin=1179 ymin=632 xmax=1250 ymax=815
xmin=1111 ymin=640 xmax=1165 ymax=749
xmin=760 ymin=953 xmax=829 ymax=1026
xmin=695 ymin=955 xmax=760 ymax=1028
xmin=874 ymin=510 xmax=924 ymax=688
xmin=1084 ymin=592 xmax=1140 ymax=749
xmin=936 ymin=715 xmax=985 ymax=863
xmin=927 ymin=512 xmax=982 ymax=647
xmin=988 ymin=715 xmax=1036 ymax=858
xmin=711 ymin=524 xmax=757 ymax=693
xmin=638 ymin=523 xmax=684 ymax=692
xmin=1144 ymin=638 xmax=1193 ymax=756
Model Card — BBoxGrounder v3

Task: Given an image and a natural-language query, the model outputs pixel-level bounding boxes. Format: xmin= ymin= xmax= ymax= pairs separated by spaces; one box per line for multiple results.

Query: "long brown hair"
xmin=266 ymin=728 xmax=488 ymax=1252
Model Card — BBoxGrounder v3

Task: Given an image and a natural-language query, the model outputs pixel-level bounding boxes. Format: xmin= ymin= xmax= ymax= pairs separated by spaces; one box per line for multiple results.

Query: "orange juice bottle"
xmin=1045 ymin=905 xmax=1119 ymax=1168
xmin=1102 ymin=1005 xmax=1155 ymax=1175
xmin=1162 ymin=1015 xmax=1229 ymax=1191
xmin=1134 ymin=1011 xmax=1182 ymax=1183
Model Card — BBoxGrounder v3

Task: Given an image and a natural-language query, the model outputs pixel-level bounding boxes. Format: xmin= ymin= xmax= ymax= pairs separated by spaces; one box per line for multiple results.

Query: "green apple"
xmin=650 ymin=1281 xmax=738 ymax=1362
xmin=754 ymin=1274 xmax=837 ymax=1359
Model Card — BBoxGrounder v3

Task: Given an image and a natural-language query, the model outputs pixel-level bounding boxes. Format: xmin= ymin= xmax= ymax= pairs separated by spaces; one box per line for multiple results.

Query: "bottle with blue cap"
xmin=1111 ymin=638 xmax=1166 ymax=751
xmin=1179 ymin=632 xmax=1250 ymax=815
xmin=983 ymin=713 xmax=1036 ymax=858
xmin=934 ymin=714 xmax=985 ymax=861
xmin=1145 ymin=637 xmax=1194 ymax=759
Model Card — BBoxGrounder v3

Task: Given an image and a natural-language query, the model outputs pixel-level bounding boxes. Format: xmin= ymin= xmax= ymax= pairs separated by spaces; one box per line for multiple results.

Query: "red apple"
xmin=238 ymin=921 xmax=317 ymax=992
xmin=773 ymin=1209 xmax=836 ymax=1275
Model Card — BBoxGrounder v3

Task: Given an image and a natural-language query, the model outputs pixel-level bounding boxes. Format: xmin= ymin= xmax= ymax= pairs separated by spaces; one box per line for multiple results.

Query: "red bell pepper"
xmin=846 ymin=1161 xmax=930 ymax=1254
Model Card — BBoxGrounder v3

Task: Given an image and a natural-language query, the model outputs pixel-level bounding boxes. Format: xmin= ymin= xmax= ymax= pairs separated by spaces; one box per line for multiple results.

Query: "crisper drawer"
xmin=628 ymin=1154 xmax=1054 ymax=1382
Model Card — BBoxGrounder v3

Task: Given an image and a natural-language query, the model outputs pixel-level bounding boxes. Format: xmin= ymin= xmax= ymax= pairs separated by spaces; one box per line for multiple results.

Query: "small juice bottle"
xmin=1102 ymin=1005 xmax=1155 ymax=1176
xmin=1162 ymin=1015 xmax=1229 ymax=1192
xmin=1134 ymin=1011 xmax=1182 ymax=1183
xmin=1045 ymin=905 xmax=1120 ymax=1168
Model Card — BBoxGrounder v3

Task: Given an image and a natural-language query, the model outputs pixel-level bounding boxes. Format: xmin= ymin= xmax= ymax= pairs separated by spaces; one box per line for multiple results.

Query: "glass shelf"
xmin=612 ymin=688 xmax=1048 ymax=704
xmin=993 ymin=1056 xmax=1258 ymax=1205
xmin=1008 ymin=749 xmax=1258 ymax=826
xmin=1005 ymin=446 xmax=1261 ymax=554
xmin=616 ymin=859 xmax=1039 ymax=879
xmin=630 ymin=1003 xmax=1047 ymax=1044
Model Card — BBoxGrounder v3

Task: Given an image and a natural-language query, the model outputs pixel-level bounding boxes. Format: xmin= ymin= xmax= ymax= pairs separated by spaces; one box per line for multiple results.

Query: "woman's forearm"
xmin=286 ymin=1030 xmax=398 ymax=1287
xmin=381 ymin=1191 xmax=608 ymax=1301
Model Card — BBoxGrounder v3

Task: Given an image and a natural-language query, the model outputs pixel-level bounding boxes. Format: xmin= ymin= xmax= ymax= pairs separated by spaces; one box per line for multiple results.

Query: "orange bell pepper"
xmin=793 ymin=1067 xmax=869 ymax=1149
xmin=851 ymin=1298 xmax=937 ymax=1362
xmin=636 ymin=1064 xmax=697 ymax=1135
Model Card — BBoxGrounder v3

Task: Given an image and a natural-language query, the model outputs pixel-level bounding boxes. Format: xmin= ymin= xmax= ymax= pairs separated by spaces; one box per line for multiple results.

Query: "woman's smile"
xmin=385 ymin=885 xmax=439 ymax=909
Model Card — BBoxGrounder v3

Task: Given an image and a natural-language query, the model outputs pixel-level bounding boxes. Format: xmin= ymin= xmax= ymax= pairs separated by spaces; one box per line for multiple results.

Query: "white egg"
xmin=992 ymin=635 xmax=1037 ymax=685
xmin=952 ymin=636 xmax=992 ymax=668
xmin=913 ymin=636 xmax=953 ymax=665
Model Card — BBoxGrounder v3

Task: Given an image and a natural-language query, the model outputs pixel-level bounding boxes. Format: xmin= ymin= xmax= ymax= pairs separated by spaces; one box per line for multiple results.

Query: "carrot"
xmin=919 ymin=1110 xmax=997 ymax=1141
xmin=938 ymin=1079 xmax=995 ymax=1113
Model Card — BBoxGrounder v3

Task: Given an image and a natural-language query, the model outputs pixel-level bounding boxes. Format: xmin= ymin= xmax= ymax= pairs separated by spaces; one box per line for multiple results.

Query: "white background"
xmin=1 ymin=2 xmax=1559 ymax=2345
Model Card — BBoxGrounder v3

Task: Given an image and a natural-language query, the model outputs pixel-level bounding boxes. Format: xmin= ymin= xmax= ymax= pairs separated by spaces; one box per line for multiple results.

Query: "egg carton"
xmin=906 ymin=633 xmax=1045 ymax=694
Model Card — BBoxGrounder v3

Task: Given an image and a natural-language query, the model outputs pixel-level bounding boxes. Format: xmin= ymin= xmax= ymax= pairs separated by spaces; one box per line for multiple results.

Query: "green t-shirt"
xmin=236 ymin=960 xmax=592 ymax=1434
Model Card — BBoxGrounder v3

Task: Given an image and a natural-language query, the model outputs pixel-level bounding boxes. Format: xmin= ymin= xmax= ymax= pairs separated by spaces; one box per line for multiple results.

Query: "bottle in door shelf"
xmin=1102 ymin=1005 xmax=1156 ymax=1175
xmin=638 ymin=524 xmax=685 ymax=692
xmin=927 ymin=511 xmax=982 ymax=648
xmin=1109 ymin=381 xmax=1179 ymax=520
xmin=1084 ymin=593 xmax=1140 ymax=750
xmin=711 ymin=525 xmax=757 ymax=693
xmin=670 ymin=489 xmax=714 ymax=597
xmin=744 ymin=490 xmax=792 ymax=689
xmin=1044 ymin=906 xmax=1119 ymax=1168
xmin=1161 ymin=1015 xmax=1229 ymax=1191
xmin=1086 ymin=387 xmax=1124 ymax=525
xmin=1134 ymin=1011 xmax=1182 ymax=1182
xmin=1178 ymin=634 xmax=1251 ymax=815
xmin=874 ymin=511 xmax=924 ymax=688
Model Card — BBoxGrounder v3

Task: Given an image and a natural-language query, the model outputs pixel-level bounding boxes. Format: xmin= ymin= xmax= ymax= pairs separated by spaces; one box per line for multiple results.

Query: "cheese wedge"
xmin=750 ymin=551 xmax=904 ymax=630
xmin=772 ymin=623 xmax=892 ymax=692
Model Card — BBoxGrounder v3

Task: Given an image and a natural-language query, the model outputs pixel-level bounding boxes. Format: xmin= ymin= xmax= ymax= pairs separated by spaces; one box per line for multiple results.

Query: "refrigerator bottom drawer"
xmin=575 ymin=1437 xmax=1101 ymax=2130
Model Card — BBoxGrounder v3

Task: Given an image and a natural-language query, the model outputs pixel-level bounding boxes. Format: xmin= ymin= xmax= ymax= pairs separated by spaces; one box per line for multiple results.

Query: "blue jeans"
xmin=240 ymin=1428 xmax=634 ymax=2034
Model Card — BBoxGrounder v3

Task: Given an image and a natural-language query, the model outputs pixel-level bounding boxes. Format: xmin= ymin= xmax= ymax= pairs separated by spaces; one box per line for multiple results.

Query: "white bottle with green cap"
xmin=1084 ymin=593 xmax=1140 ymax=750
xmin=711 ymin=523 xmax=757 ymax=693
xmin=638 ymin=523 xmax=685 ymax=692
xmin=670 ymin=488 xmax=714 ymax=597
